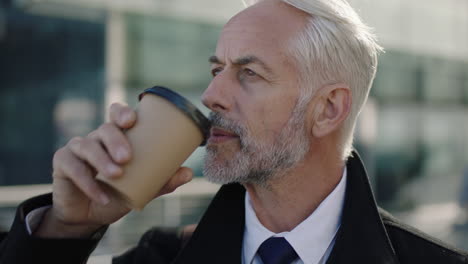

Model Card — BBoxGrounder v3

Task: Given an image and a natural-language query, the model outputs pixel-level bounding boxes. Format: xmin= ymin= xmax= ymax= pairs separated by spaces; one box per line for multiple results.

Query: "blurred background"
xmin=0 ymin=0 xmax=468 ymax=262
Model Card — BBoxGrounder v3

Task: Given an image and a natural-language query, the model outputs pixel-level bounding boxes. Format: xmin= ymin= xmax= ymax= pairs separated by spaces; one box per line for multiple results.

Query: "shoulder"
xmin=378 ymin=208 xmax=468 ymax=264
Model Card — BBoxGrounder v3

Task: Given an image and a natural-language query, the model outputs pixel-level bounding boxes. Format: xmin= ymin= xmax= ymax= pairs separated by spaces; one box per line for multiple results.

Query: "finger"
xmin=87 ymin=130 xmax=99 ymax=140
xmin=53 ymin=147 xmax=110 ymax=205
xmin=68 ymin=136 xmax=122 ymax=178
xmin=109 ymin=102 xmax=137 ymax=129
xmin=96 ymin=123 xmax=131 ymax=164
xmin=158 ymin=167 xmax=193 ymax=196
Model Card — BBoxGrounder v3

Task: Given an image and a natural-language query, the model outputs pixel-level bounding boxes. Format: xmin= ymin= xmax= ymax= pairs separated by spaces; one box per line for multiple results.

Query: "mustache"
xmin=208 ymin=112 xmax=246 ymax=138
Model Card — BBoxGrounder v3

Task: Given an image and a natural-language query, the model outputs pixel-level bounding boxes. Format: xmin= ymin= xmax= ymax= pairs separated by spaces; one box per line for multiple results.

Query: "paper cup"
xmin=96 ymin=86 xmax=210 ymax=210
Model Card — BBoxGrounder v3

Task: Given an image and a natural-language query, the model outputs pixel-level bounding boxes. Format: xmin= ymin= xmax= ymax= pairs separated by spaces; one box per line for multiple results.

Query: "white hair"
xmin=243 ymin=0 xmax=383 ymax=160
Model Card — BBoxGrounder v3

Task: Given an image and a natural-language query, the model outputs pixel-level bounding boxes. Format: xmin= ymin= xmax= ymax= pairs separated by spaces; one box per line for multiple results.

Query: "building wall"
xmin=350 ymin=0 xmax=468 ymax=60
xmin=0 ymin=6 xmax=105 ymax=185
xmin=344 ymin=0 xmax=468 ymax=203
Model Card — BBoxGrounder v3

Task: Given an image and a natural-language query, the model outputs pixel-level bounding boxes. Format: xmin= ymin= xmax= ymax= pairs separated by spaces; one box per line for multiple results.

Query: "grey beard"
xmin=203 ymin=103 xmax=310 ymax=187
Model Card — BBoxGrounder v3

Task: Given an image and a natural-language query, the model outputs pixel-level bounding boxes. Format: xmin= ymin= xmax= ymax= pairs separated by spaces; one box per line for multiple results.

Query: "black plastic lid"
xmin=139 ymin=86 xmax=211 ymax=146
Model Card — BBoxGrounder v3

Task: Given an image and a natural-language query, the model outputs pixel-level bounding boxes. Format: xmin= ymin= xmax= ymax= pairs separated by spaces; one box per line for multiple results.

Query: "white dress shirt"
xmin=25 ymin=205 xmax=51 ymax=234
xmin=242 ymin=168 xmax=347 ymax=264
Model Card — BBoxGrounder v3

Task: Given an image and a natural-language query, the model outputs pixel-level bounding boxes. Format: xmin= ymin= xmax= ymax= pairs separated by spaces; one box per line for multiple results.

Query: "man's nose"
xmin=201 ymin=75 xmax=232 ymax=113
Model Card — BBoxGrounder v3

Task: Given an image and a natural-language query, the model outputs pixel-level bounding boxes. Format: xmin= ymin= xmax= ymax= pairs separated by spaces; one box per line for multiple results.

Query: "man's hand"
xmin=35 ymin=103 xmax=193 ymax=238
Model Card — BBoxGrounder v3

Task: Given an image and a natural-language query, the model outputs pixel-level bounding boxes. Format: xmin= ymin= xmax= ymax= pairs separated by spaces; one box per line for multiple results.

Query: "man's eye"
xmin=211 ymin=68 xmax=222 ymax=77
xmin=244 ymin=68 xmax=256 ymax=76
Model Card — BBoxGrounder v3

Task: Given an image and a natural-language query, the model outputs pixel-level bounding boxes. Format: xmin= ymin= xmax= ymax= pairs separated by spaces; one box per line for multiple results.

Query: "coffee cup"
xmin=96 ymin=86 xmax=210 ymax=210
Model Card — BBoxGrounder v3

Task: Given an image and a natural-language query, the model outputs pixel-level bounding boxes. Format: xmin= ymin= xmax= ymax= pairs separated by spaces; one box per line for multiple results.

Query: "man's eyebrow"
xmin=209 ymin=55 xmax=221 ymax=64
xmin=208 ymin=55 xmax=273 ymax=74
xmin=234 ymin=55 xmax=273 ymax=74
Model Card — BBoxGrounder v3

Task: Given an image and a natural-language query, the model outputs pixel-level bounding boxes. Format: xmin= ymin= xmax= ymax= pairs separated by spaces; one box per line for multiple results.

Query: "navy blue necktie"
xmin=257 ymin=237 xmax=299 ymax=264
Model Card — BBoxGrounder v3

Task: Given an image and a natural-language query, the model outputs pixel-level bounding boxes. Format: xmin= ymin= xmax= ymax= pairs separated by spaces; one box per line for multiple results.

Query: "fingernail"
xmin=116 ymin=148 xmax=129 ymax=161
xmin=107 ymin=164 xmax=122 ymax=176
xmin=184 ymin=172 xmax=192 ymax=182
xmin=100 ymin=193 xmax=110 ymax=205
xmin=120 ymin=111 xmax=132 ymax=124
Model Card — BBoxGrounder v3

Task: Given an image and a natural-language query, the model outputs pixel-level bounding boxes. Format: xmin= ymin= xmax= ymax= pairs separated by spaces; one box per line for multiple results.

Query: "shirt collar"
xmin=242 ymin=168 xmax=347 ymax=264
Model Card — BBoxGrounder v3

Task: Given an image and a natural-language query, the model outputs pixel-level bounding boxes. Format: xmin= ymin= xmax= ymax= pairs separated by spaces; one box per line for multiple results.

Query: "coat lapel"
xmin=173 ymin=183 xmax=246 ymax=264
xmin=326 ymin=152 xmax=399 ymax=264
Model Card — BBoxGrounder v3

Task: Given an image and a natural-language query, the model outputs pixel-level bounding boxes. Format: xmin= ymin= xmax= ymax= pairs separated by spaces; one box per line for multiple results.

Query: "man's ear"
xmin=311 ymin=83 xmax=351 ymax=138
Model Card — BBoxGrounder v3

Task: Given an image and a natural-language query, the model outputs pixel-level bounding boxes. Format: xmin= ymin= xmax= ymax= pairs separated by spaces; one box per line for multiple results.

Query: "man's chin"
xmin=202 ymin=156 xmax=247 ymax=185
xmin=203 ymin=169 xmax=272 ymax=188
xmin=202 ymin=167 xmax=241 ymax=185
xmin=206 ymin=144 xmax=241 ymax=163
xmin=204 ymin=174 xmax=237 ymax=185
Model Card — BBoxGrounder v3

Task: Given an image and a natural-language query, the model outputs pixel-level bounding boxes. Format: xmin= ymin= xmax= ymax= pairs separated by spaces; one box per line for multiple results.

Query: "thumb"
xmin=157 ymin=167 xmax=193 ymax=196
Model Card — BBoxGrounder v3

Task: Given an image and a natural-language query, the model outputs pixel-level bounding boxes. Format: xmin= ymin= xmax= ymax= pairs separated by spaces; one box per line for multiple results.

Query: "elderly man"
xmin=1 ymin=0 xmax=467 ymax=263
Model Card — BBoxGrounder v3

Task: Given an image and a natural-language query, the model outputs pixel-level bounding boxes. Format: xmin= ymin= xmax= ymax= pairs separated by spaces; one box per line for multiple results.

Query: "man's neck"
xmin=243 ymin=151 xmax=345 ymax=233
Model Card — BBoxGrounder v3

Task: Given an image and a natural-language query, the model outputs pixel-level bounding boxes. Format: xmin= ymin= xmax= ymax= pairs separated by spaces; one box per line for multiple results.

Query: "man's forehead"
xmin=225 ymin=0 xmax=309 ymax=32
xmin=214 ymin=0 xmax=308 ymax=62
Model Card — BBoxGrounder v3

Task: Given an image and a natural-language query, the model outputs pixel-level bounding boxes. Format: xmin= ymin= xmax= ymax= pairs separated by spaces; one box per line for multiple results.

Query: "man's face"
xmin=202 ymin=0 xmax=311 ymax=186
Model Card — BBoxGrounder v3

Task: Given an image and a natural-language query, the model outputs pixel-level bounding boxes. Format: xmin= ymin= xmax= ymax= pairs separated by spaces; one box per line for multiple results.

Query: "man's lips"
xmin=208 ymin=127 xmax=239 ymax=144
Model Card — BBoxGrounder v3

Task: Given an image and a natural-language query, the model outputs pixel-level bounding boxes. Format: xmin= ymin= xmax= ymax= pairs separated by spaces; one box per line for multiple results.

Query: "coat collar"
xmin=173 ymin=182 xmax=245 ymax=264
xmin=325 ymin=152 xmax=399 ymax=264
xmin=174 ymin=152 xmax=399 ymax=264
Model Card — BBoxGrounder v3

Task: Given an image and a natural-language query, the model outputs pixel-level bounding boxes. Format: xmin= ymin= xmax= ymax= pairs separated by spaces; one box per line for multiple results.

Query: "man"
xmin=1 ymin=0 xmax=467 ymax=263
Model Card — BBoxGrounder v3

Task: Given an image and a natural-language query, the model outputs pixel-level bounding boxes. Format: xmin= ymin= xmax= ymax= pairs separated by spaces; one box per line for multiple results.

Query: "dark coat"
xmin=1 ymin=153 xmax=467 ymax=264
